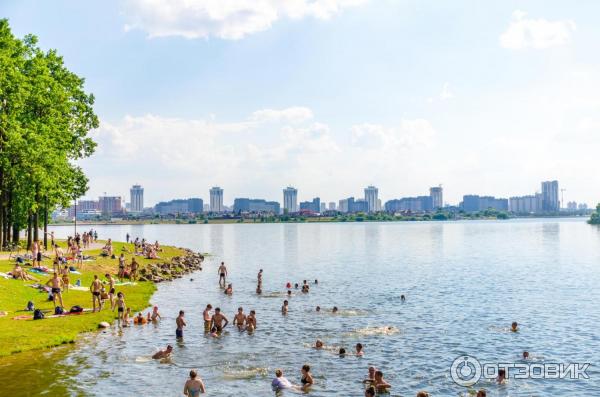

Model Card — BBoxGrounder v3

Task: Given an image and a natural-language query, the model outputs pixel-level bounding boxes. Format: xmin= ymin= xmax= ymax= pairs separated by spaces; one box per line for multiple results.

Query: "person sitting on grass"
xmin=12 ymin=263 xmax=35 ymax=281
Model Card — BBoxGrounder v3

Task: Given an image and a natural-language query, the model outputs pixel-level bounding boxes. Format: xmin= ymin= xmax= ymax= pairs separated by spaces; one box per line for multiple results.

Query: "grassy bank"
xmin=0 ymin=240 xmax=186 ymax=357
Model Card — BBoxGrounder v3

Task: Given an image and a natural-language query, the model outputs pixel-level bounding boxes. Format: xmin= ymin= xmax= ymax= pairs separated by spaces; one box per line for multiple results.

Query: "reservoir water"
xmin=2 ymin=219 xmax=600 ymax=396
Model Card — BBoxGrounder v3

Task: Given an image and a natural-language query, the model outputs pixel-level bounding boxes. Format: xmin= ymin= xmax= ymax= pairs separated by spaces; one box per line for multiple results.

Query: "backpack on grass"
xmin=33 ymin=309 xmax=44 ymax=320
xmin=70 ymin=305 xmax=83 ymax=313
xmin=54 ymin=306 xmax=64 ymax=315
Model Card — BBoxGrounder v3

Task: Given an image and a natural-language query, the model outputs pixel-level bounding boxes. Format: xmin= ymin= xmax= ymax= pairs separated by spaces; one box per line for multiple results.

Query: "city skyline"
xmin=5 ymin=2 xmax=600 ymax=206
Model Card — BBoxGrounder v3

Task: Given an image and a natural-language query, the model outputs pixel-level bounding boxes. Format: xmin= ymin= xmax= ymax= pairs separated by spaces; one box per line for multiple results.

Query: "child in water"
xmin=355 ymin=343 xmax=364 ymax=356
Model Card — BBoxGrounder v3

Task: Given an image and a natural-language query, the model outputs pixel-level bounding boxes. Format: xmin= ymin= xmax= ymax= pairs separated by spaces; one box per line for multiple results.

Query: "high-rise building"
xmin=299 ymin=197 xmax=320 ymax=213
xmin=541 ymin=180 xmax=559 ymax=212
xmin=430 ymin=186 xmax=443 ymax=209
xmin=328 ymin=202 xmax=336 ymax=211
xmin=130 ymin=185 xmax=144 ymax=213
xmin=283 ymin=187 xmax=298 ymax=213
xmin=210 ymin=187 xmax=224 ymax=213
xmin=154 ymin=198 xmax=204 ymax=215
xmin=509 ymin=194 xmax=542 ymax=214
xmin=320 ymin=202 xmax=327 ymax=213
xmin=461 ymin=195 xmax=508 ymax=212
xmin=384 ymin=196 xmax=432 ymax=212
xmin=98 ymin=196 xmax=123 ymax=216
xmin=233 ymin=198 xmax=280 ymax=214
xmin=364 ymin=186 xmax=379 ymax=213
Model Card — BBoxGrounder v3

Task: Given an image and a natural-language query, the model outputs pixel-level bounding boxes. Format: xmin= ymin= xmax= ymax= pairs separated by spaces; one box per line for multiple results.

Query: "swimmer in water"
xmin=497 ymin=368 xmax=507 ymax=384
xmin=373 ymin=370 xmax=391 ymax=392
xmin=152 ymin=344 xmax=173 ymax=360
xmin=363 ymin=366 xmax=377 ymax=384
xmin=300 ymin=364 xmax=314 ymax=391
xmin=522 ymin=351 xmax=529 ymax=360
xmin=339 ymin=348 xmax=346 ymax=357
xmin=511 ymin=322 xmax=519 ymax=332
xmin=316 ymin=306 xmax=321 ymax=312
xmin=203 ymin=304 xmax=213 ymax=332
xmin=233 ymin=307 xmax=247 ymax=331
xmin=286 ymin=282 xmax=292 ymax=289
xmin=271 ymin=369 xmax=293 ymax=391
xmin=355 ymin=343 xmax=364 ymax=356
xmin=476 ymin=390 xmax=487 ymax=397
xmin=364 ymin=386 xmax=376 ymax=397
xmin=122 ymin=307 xmax=131 ymax=327
xmin=401 ymin=294 xmax=406 ymax=301
xmin=151 ymin=306 xmax=161 ymax=321
xmin=314 ymin=279 xmax=318 ymax=284
xmin=332 ymin=306 xmax=339 ymax=313
xmin=210 ymin=307 xmax=229 ymax=334
xmin=294 ymin=283 xmax=299 ymax=289
xmin=224 ymin=283 xmax=233 ymax=295
xmin=282 ymin=300 xmax=289 ymax=315
xmin=315 ymin=339 xmax=324 ymax=349
xmin=246 ymin=310 xmax=257 ymax=332
xmin=183 ymin=369 xmax=206 ymax=396
xmin=218 ymin=262 xmax=227 ymax=288
xmin=135 ymin=312 xmax=146 ymax=324
xmin=287 ymin=290 xmax=292 ymax=297
xmin=416 ymin=392 xmax=429 ymax=397
xmin=176 ymin=310 xmax=187 ymax=339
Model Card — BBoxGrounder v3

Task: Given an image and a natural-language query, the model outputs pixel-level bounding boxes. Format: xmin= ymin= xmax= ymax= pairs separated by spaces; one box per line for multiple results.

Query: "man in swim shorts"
xmin=203 ymin=304 xmax=213 ymax=332
xmin=210 ymin=307 xmax=229 ymax=334
xmin=218 ymin=262 xmax=227 ymax=288
xmin=176 ymin=310 xmax=187 ymax=338
xmin=152 ymin=344 xmax=173 ymax=359
xmin=233 ymin=307 xmax=246 ymax=331
xmin=46 ymin=272 xmax=65 ymax=308
xmin=90 ymin=275 xmax=103 ymax=312
xmin=61 ymin=265 xmax=70 ymax=292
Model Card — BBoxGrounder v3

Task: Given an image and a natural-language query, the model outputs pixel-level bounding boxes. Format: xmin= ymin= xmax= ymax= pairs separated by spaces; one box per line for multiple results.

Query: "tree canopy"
xmin=0 ymin=19 xmax=98 ymax=248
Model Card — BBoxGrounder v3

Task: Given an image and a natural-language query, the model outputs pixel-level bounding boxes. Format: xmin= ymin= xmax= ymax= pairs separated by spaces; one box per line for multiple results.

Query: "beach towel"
xmin=12 ymin=308 xmax=93 ymax=320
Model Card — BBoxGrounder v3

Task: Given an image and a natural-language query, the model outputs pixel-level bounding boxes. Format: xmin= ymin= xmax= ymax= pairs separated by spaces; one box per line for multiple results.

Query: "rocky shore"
xmin=137 ymin=250 xmax=204 ymax=282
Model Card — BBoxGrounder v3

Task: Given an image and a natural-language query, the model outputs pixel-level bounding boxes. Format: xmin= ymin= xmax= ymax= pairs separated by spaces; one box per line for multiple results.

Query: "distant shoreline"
xmin=50 ymin=214 xmax=589 ymax=227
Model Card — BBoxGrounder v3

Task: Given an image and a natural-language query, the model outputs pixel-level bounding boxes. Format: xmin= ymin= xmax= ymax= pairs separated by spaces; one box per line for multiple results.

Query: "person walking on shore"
xmin=176 ymin=310 xmax=187 ymax=339
xmin=218 ymin=262 xmax=228 ymax=288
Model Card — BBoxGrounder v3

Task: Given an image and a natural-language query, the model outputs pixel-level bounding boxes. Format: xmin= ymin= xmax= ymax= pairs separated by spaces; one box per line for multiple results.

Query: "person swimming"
xmin=339 ymin=348 xmax=346 ymax=357
xmin=332 ymin=306 xmax=339 ymax=313
xmin=316 ymin=306 xmax=321 ymax=312
xmin=497 ymin=368 xmax=507 ymax=384
xmin=152 ymin=344 xmax=173 ymax=360
xmin=401 ymin=294 xmax=406 ymax=301
xmin=476 ymin=390 xmax=487 ymax=397
xmin=416 ymin=392 xmax=430 ymax=397
xmin=511 ymin=322 xmax=519 ymax=332
xmin=183 ymin=369 xmax=206 ymax=396
xmin=224 ymin=283 xmax=233 ymax=295
xmin=522 ymin=351 xmax=529 ymax=360
xmin=355 ymin=343 xmax=364 ymax=356
xmin=315 ymin=339 xmax=324 ymax=349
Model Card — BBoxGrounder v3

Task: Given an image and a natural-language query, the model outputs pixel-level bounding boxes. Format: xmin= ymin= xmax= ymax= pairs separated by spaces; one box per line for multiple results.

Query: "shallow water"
xmin=3 ymin=219 xmax=600 ymax=396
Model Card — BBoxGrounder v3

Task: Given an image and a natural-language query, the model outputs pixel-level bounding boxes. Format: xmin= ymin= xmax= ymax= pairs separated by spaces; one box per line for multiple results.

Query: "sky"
xmin=2 ymin=0 xmax=600 ymax=207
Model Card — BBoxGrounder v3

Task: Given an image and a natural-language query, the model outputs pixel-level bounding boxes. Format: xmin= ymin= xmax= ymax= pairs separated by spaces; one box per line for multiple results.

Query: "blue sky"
xmin=3 ymin=1 xmax=599 ymax=207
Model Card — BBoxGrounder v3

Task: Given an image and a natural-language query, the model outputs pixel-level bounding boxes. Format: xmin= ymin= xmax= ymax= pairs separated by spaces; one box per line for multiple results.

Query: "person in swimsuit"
xmin=233 ymin=307 xmax=246 ymax=331
xmin=90 ymin=275 xmax=103 ymax=311
xmin=114 ymin=292 xmax=126 ymax=326
xmin=300 ymin=364 xmax=314 ymax=391
xmin=176 ymin=310 xmax=187 ymax=339
xmin=315 ymin=340 xmax=324 ymax=349
xmin=31 ymin=240 xmax=40 ymax=267
xmin=152 ymin=344 xmax=173 ymax=360
xmin=497 ymin=369 xmax=507 ymax=384
xmin=363 ymin=366 xmax=377 ymax=384
xmin=118 ymin=254 xmax=126 ymax=280
xmin=511 ymin=322 xmax=519 ymax=332
xmin=203 ymin=304 xmax=213 ymax=332
xmin=130 ymin=257 xmax=139 ymax=281
xmin=183 ymin=369 xmax=206 ymax=396
xmin=224 ymin=283 xmax=233 ymax=295
xmin=45 ymin=273 xmax=64 ymax=308
xmin=417 ymin=392 xmax=430 ymax=397
xmin=281 ymin=300 xmax=289 ymax=315
xmin=373 ymin=370 xmax=391 ymax=392
xmin=218 ymin=262 xmax=227 ymax=288
xmin=151 ymin=306 xmax=161 ymax=321
xmin=60 ymin=265 xmax=70 ymax=292
xmin=210 ymin=308 xmax=229 ymax=334
xmin=122 ymin=307 xmax=131 ymax=327
xmin=246 ymin=310 xmax=257 ymax=332
xmin=105 ymin=273 xmax=116 ymax=309
xmin=356 ymin=343 xmax=364 ymax=356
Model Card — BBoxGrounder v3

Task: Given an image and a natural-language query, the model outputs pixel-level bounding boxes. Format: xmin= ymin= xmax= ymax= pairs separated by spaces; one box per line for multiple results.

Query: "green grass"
xmin=0 ymin=240 xmax=186 ymax=357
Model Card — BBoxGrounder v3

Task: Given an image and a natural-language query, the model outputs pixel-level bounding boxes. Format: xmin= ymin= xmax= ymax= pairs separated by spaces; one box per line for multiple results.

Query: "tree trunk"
xmin=12 ymin=222 xmax=19 ymax=245
xmin=33 ymin=209 xmax=39 ymax=243
xmin=43 ymin=196 xmax=48 ymax=250
xmin=26 ymin=212 xmax=32 ymax=249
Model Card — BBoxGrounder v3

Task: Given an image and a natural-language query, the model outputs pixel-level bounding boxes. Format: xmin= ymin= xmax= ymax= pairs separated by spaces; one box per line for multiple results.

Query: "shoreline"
xmin=0 ymin=240 xmax=202 ymax=357
xmin=49 ymin=214 xmax=589 ymax=227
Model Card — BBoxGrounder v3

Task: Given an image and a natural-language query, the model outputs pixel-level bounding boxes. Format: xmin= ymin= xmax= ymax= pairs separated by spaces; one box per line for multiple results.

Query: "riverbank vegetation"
xmin=588 ymin=204 xmax=600 ymax=225
xmin=0 ymin=19 xmax=98 ymax=251
xmin=0 ymin=240 xmax=186 ymax=357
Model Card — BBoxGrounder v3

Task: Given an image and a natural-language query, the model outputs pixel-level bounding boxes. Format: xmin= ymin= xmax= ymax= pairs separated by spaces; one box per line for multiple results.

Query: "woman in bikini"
xmin=300 ymin=365 xmax=314 ymax=391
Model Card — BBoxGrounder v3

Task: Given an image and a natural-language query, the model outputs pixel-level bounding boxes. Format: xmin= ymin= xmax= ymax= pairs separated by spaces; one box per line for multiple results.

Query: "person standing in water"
xmin=114 ymin=292 xmax=126 ymax=326
xmin=183 ymin=369 xmax=206 ymax=396
xmin=90 ymin=275 xmax=103 ymax=312
xmin=210 ymin=307 xmax=229 ymax=334
xmin=218 ymin=262 xmax=228 ymax=288
xmin=203 ymin=304 xmax=213 ymax=332
xmin=281 ymin=300 xmax=289 ymax=315
xmin=246 ymin=310 xmax=257 ymax=332
xmin=233 ymin=307 xmax=246 ymax=331
xmin=176 ymin=310 xmax=187 ymax=339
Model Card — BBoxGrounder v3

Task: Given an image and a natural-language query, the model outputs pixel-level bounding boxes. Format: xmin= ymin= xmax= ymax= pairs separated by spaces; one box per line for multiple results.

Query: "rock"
xmin=98 ymin=321 xmax=110 ymax=329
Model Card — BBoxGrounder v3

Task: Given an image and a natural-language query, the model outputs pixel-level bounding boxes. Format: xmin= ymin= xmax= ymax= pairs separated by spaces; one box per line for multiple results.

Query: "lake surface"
xmin=2 ymin=219 xmax=600 ymax=396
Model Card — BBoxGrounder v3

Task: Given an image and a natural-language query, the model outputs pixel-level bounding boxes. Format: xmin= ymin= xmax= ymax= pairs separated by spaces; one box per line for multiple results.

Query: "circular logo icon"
xmin=451 ymin=355 xmax=482 ymax=386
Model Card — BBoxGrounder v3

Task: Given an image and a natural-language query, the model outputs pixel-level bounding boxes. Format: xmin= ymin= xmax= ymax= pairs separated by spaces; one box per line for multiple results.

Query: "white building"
xmin=130 ymin=185 xmax=144 ymax=213
xmin=328 ymin=202 xmax=336 ymax=211
xmin=430 ymin=186 xmax=443 ymax=209
xmin=364 ymin=185 xmax=379 ymax=213
xmin=210 ymin=187 xmax=224 ymax=213
xmin=283 ymin=187 xmax=298 ymax=213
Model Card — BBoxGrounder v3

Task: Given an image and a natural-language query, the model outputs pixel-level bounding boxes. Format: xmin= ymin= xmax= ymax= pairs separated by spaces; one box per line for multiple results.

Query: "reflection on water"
xmin=2 ymin=219 xmax=600 ymax=396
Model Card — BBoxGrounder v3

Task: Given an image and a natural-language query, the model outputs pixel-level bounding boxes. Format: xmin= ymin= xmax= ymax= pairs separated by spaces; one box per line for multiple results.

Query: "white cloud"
xmin=122 ymin=0 xmax=368 ymax=40
xmin=500 ymin=10 xmax=576 ymax=50
xmin=351 ymin=119 xmax=436 ymax=149
xmin=251 ymin=106 xmax=313 ymax=123
xmin=440 ymin=82 xmax=454 ymax=100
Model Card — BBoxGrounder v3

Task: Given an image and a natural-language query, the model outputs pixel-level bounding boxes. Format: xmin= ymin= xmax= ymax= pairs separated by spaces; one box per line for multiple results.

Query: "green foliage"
xmin=588 ymin=204 xmax=600 ymax=225
xmin=0 ymin=19 xmax=98 ymax=245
